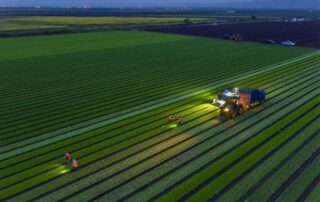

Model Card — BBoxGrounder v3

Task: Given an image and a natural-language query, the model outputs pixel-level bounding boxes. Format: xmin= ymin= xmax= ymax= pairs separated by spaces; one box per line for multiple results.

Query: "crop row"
xmin=0 ymin=45 xmax=307 ymax=140
xmin=3 ymin=52 xmax=319 ymax=201
xmin=1 ymin=31 xmax=318 ymax=201
xmin=89 ymin=74 xmax=320 ymax=202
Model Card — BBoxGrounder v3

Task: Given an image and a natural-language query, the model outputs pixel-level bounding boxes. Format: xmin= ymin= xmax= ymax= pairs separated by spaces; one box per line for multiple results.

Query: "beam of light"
xmin=169 ymin=124 xmax=177 ymax=128
xmin=202 ymin=103 xmax=219 ymax=109
xmin=60 ymin=169 xmax=70 ymax=174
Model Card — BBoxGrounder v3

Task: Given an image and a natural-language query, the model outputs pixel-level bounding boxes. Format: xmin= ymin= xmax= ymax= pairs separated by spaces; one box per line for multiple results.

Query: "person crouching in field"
xmin=72 ymin=159 xmax=78 ymax=171
xmin=167 ymin=114 xmax=174 ymax=122
xmin=65 ymin=152 xmax=71 ymax=164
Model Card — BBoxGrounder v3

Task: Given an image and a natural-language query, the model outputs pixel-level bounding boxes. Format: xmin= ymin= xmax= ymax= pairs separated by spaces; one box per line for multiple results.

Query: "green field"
xmin=0 ymin=16 xmax=208 ymax=32
xmin=0 ymin=31 xmax=319 ymax=201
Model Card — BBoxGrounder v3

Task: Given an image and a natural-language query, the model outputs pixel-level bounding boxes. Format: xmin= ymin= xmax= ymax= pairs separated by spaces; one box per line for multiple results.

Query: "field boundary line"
xmin=1 ymin=50 xmax=319 ymax=160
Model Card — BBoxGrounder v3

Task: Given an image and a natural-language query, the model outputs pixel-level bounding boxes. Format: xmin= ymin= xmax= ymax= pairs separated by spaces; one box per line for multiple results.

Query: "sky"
xmin=0 ymin=0 xmax=319 ymax=9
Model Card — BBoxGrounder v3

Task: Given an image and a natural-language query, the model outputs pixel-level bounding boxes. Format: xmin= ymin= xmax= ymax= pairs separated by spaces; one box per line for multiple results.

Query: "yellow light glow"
xmin=224 ymin=108 xmax=229 ymax=112
xmin=201 ymin=103 xmax=219 ymax=109
xmin=169 ymin=124 xmax=177 ymax=128
xmin=60 ymin=169 xmax=70 ymax=174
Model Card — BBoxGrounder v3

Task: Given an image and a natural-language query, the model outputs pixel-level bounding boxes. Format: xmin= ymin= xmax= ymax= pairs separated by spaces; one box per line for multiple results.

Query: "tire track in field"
xmin=1 ymin=50 xmax=318 ymax=161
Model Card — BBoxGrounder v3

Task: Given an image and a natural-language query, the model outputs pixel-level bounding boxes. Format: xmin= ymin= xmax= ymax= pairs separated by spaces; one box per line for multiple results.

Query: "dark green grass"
xmin=0 ymin=31 xmax=318 ymax=201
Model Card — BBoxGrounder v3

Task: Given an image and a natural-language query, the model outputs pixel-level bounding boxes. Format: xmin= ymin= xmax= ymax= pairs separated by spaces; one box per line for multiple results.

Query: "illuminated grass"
xmin=0 ymin=31 xmax=319 ymax=201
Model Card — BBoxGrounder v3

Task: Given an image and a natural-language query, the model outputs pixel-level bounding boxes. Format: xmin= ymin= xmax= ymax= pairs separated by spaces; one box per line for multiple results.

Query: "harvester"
xmin=213 ymin=88 xmax=266 ymax=119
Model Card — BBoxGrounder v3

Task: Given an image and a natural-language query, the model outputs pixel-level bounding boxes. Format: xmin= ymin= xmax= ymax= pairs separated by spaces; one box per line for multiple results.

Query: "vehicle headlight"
xmin=224 ymin=108 xmax=229 ymax=112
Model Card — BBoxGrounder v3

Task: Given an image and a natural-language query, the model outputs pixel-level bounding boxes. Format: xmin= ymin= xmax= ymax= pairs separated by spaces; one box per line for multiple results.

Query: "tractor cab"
xmin=212 ymin=88 xmax=239 ymax=107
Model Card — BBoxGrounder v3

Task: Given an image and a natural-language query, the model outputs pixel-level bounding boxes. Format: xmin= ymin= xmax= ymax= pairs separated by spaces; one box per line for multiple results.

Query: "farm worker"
xmin=177 ymin=116 xmax=183 ymax=126
xmin=72 ymin=159 xmax=78 ymax=170
xmin=65 ymin=152 xmax=71 ymax=163
xmin=167 ymin=114 xmax=174 ymax=122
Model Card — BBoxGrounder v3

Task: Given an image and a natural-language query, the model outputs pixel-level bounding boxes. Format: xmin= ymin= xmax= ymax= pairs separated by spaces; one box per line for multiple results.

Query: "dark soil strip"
xmin=141 ymin=91 xmax=318 ymax=202
xmin=0 ymin=108 xmax=216 ymax=190
xmin=2 ymin=59 xmax=306 ymax=163
xmin=297 ymin=174 xmax=320 ymax=202
xmin=8 ymin=73 xmax=314 ymax=201
xmin=239 ymin=130 xmax=319 ymax=201
xmin=3 ymin=62 xmax=314 ymax=165
xmin=267 ymin=148 xmax=320 ymax=202
xmin=88 ymin=87 xmax=318 ymax=201
xmin=2 ymin=73 xmax=316 ymax=200
xmin=0 ymin=99 xmax=206 ymax=168
xmin=1 ymin=50 xmax=308 ymax=137
xmin=1 ymin=53 xmax=311 ymax=145
xmin=178 ymin=106 xmax=319 ymax=201
xmin=0 ymin=56 xmax=271 ymax=142
xmin=209 ymin=119 xmax=319 ymax=201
